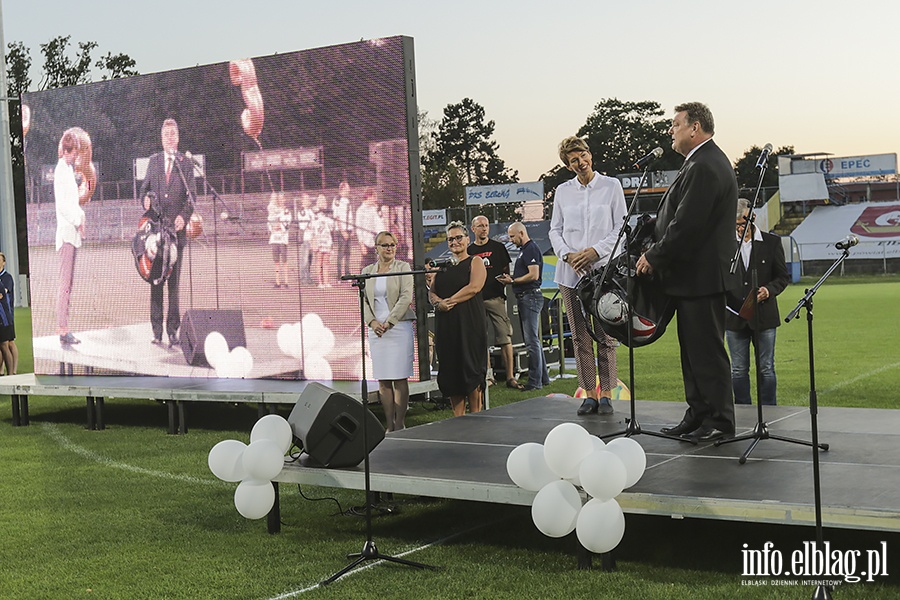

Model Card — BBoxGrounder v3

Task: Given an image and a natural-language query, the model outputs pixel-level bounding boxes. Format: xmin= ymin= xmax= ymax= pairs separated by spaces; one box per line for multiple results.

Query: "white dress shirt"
xmin=549 ymin=171 xmax=627 ymax=288
xmin=54 ymin=158 xmax=85 ymax=250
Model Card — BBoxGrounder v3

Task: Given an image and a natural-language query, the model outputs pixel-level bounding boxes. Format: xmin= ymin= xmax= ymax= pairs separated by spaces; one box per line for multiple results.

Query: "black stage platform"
xmin=275 ymin=395 xmax=900 ymax=533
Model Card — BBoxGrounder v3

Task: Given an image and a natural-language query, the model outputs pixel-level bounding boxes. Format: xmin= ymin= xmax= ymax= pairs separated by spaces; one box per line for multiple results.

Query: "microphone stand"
xmin=183 ymin=155 xmax=245 ymax=310
xmin=716 ymin=162 xmax=828 ymax=461
xmin=592 ymin=163 xmax=691 ymax=444
xmin=173 ymin=156 xmax=197 ymax=315
xmin=321 ymin=267 xmax=436 ymax=585
xmin=783 ymin=248 xmax=848 ymax=600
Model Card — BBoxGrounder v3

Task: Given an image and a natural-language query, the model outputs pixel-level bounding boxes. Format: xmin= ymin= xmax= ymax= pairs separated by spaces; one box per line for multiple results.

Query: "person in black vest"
xmin=636 ymin=102 xmax=740 ymax=443
xmin=725 ymin=198 xmax=789 ymax=405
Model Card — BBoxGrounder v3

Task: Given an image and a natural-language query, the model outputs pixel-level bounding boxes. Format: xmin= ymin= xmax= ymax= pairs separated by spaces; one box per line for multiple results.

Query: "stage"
xmin=274 ymin=395 xmax=900 ymax=533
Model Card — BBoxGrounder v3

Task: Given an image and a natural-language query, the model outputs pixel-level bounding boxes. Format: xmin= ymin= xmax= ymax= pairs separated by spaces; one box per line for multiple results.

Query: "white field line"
xmin=41 ymin=422 xmax=230 ymax=488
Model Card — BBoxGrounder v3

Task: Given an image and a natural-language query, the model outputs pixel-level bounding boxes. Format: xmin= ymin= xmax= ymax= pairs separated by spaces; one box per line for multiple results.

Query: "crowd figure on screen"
xmin=267 ymin=192 xmax=292 ymax=289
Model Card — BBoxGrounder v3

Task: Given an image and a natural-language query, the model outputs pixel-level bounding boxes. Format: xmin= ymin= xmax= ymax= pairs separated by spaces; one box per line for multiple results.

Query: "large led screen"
xmin=22 ymin=36 xmax=426 ymax=381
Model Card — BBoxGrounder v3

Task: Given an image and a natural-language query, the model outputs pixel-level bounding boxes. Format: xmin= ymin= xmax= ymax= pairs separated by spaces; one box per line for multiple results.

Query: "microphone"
xmin=834 ymin=235 xmax=859 ymax=250
xmin=427 ymin=256 xmax=459 ymax=269
xmin=755 ymin=143 xmax=773 ymax=169
xmin=633 ymin=147 xmax=664 ymax=169
xmin=184 ymin=151 xmax=202 ymax=167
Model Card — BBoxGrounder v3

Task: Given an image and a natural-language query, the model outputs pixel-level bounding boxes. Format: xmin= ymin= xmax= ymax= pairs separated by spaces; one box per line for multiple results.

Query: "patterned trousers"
xmin=559 ymin=284 xmax=617 ymax=395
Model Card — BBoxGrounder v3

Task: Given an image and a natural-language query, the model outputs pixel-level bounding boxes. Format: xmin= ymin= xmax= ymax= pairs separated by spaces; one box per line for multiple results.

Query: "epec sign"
xmin=818 ymin=154 xmax=897 ymax=178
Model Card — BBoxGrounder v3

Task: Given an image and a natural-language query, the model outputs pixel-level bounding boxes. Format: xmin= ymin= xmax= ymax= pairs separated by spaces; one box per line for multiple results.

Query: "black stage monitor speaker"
xmin=288 ymin=382 xmax=385 ymax=468
xmin=181 ymin=309 xmax=246 ymax=367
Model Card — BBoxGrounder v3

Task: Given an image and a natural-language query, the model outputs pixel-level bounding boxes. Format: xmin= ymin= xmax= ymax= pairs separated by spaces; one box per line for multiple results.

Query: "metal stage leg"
xmin=178 ymin=402 xmax=187 ymax=434
xmin=20 ymin=396 xmax=29 ymax=426
xmin=95 ymin=397 xmax=105 ymax=430
xmin=167 ymin=402 xmax=176 ymax=435
xmin=86 ymin=397 xmax=96 ymax=430
xmin=11 ymin=394 xmax=21 ymax=426
xmin=267 ymin=483 xmax=281 ymax=534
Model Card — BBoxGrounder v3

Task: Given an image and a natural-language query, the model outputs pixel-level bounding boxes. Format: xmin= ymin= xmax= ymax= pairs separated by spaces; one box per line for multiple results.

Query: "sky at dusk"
xmin=4 ymin=0 xmax=900 ymax=182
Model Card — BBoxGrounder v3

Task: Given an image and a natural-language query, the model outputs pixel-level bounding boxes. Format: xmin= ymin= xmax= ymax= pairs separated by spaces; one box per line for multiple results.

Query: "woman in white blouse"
xmin=362 ymin=231 xmax=415 ymax=432
xmin=549 ymin=136 xmax=627 ymax=417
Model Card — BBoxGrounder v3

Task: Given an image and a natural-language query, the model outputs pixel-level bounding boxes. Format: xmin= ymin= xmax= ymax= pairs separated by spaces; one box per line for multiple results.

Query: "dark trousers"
xmin=150 ymin=253 xmax=182 ymax=340
xmin=673 ymin=293 xmax=735 ymax=432
xmin=334 ymin=232 xmax=352 ymax=276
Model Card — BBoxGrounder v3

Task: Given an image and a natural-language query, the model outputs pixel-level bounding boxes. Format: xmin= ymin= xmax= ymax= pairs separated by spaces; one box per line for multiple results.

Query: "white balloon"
xmin=576 ymin=498 xmax=626 ymax=554
xmin=304 ymin=355 xmax=333 ymax=380
xmin=234 ymin=479 xmax=276 ymax=519
xmin=530 ymin=480 xmax=582 ymax=538
xmin=506 ymin=443 xmax=558 ymax=492
xmin=591 ymin=436 xmax=607 ymax=452
xmin=208 ymin=439 xmax=247 ymax=482
xmin=214 ymin=352 xmax=239 ymax=378
xmin=204 ymin=332 xmax=229 ymax=369
xmin=277 ymin=323 xmax=302 ymax=359
xmin=300 ymin=313 xmax=325 ymax=338
xmin=230 ymin=346 xmax=254 ymax=378
xmin=579 ymin=450 xmax=627 ymax=502
xmin=242 ymin=439 xmax=285 ymax=481
xmin=304 ymin=325 xmax=336 ymax=357
xmin=543 ymin=423 xmax=594 ymax=479
xmin=251 ymin=414 xmax=294 ymax=454
xmin=606 ymin=437 xmax=647 ymax=489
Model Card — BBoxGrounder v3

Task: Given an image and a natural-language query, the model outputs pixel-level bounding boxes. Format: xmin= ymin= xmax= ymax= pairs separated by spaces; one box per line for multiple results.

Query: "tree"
xmin=5 ymin=37 xmax=138 ymax=272
xmin=733 ymin=144 xmax=795 ymax=192
xmin=422 ymin=98 xmax=517 ymax=218
xmin=540 ymin=98 xmax=682 ymax=216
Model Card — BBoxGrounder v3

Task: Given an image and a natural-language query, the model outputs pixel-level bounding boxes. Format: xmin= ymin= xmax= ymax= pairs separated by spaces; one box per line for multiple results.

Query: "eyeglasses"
xmin=447 ymin=235 xmax=466 ymax=243
xmin=377 ymin=243 xmax=396 ymax=248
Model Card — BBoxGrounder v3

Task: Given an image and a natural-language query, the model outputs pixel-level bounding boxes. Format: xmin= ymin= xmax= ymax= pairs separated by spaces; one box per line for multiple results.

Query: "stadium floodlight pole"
xmin=321 ymin=267 xmax=436 ymax=586
xmin=783 ymin=247 xmax=850 ymax=600
xmin=0 ymin=4 xmax=23 ymax=309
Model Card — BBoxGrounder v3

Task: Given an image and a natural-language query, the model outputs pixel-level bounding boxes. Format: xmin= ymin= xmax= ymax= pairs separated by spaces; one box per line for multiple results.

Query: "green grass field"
xmin=1 ymin=276 xmax=898 ymax=599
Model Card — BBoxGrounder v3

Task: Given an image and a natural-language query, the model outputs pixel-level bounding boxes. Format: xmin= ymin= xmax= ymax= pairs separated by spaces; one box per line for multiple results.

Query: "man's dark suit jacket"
xmin=139 ymin=152 xmax=195 ymax=246
xmin=726 ymin=230 xmax=789 ymax=332
xmin=645 ymin=140 xmax=739 ymax=297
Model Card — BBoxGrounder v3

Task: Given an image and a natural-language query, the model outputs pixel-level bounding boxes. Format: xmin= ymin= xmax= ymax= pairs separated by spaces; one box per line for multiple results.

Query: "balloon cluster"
xmin=208 ymin=414 xmax=293 ymax=519
xmin=277 ymin=313 xmax=335 ymax=380
xmin=204 ymin=332 xmax=253 ymax=378
xmin=506 ymin=423 xmax=646 ymax=554
xmin=229 ymin=59 xmax=264 ymax=142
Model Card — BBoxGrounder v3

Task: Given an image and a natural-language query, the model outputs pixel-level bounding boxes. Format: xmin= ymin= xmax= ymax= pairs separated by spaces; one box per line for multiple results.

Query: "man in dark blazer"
xmin=726 ymin=198 xmax=789 ymax=405
xmin=139 ymin=118 xmax=195 ymax=348
xmin=635 ymin=102 xmax=739 ymax=442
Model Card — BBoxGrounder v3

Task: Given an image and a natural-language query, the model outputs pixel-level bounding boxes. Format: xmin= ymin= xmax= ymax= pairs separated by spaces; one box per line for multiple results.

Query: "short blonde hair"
xmin=446 ymin=220 xmax=467 ymax=235
xmin=374 ymin=231 xmax=397 ymax=246
xmin=558 ymin=136 xmax=590 ymax=166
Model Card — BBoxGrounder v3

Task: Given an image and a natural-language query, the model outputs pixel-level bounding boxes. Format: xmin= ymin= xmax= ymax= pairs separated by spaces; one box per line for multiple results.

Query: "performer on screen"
xmin=267 ymin=192 xmax=291 ymax=289
xmin=54 ymin=127 xmax=92 ymax=347
xmin=139 ymin=118 xmax=196 ymax=349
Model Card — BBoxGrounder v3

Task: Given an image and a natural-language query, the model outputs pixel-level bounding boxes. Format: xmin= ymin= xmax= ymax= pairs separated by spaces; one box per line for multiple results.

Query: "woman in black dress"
xmin=429 ymin=221 xmax=487 ymax=416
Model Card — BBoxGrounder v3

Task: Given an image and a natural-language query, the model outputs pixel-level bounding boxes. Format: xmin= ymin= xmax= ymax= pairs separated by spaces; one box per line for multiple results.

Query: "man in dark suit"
xmin=726 ymin=198 xmax=789 ymax=405
xmin=139 ymin=118 xmax=195 ymax=348
xmin=635 ymin=102 xmax=739 ymax=442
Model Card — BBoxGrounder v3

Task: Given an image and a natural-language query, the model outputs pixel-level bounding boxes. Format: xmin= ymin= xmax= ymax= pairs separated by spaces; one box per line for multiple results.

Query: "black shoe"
xmin=521 ymin=384 xmax=541 ymax=391
xmin=597 ymin=399 xmax=614 ymax=415
xmin=168 ymin=335 xmax=180 ymax=349
xmin=59 ymin=332 xmax=81 ymax=346
xmin=688 ymin=426 xmax=734 ymax=443
xmin=661 ymin=419 xmax=700 ymax=436
xmin=577 ymin=398 xmax=599 ymax=416
xmin=151 ymin=337 xmax=165 ymax=347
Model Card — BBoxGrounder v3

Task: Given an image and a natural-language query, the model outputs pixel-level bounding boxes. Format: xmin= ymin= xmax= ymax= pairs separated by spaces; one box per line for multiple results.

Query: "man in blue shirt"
xmin=498 ymin=222 xmax=550 ymax=391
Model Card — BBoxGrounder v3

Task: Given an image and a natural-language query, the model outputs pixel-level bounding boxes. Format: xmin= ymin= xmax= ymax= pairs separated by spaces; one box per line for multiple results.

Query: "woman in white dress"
xmin=362 ymin=231 xmax=415 ymax=432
